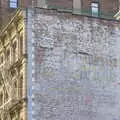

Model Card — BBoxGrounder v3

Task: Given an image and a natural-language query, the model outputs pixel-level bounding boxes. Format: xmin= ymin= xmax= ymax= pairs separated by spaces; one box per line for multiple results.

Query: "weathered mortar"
xmin=32 ymin=9 xmax=120 ymax=120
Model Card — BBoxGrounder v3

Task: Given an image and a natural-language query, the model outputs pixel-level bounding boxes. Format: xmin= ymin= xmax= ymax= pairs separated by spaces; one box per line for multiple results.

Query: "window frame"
xmin=9 ymin=0 xmax=18 ymax=8
xmin=12 ymin=40 xmax=17 ymax=62
xmin=91 ymin=2 xmax=99 ymax=17
xmin=19 ymin=32 xmax=23 ymax=57
xmin=6 ymin=48 xmax=10 ymax=62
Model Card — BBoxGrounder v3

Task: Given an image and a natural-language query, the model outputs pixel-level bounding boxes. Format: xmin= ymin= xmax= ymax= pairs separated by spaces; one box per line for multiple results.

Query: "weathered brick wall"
xmin=47 ymin=0 xmax=73 ymax=9
xmin=82 ymin=0 xmax=119 ymax=18
xmin=100 ymin=0 xmax=119 ymax=17
xmin=32 ymin=0 xmax=119 ymax=19
xmin=100 ymin=0 xmax=118 ymax=13
xmin=32 ymin=9 xmax=120 ymax=120
xmin=82 ymin=0 xmax=90 ymax=11
xmin=20 ymin=0 xmax=32 ymax=8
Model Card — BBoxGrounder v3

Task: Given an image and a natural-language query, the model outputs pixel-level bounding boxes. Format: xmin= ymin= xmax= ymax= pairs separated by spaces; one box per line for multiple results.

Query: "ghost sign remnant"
xmin=32 ymin=9 xmax=120 ymax=120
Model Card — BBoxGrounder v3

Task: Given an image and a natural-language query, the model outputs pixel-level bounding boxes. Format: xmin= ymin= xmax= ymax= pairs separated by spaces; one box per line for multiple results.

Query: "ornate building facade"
xmin=0 ymin=10 xmax=27 ymax=120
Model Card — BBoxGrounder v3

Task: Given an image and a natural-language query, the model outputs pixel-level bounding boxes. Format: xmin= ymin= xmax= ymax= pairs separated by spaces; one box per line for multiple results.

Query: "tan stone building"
xmin=0 ymin=10 xmax=27 ymax=120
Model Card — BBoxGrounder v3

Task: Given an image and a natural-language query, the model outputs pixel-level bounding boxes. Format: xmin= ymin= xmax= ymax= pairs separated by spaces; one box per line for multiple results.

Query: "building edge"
xmin=25 ymin=8 xmax=33 ymax=120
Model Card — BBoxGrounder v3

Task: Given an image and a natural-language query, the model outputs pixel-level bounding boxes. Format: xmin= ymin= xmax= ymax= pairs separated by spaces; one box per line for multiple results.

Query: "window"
xmin=14 ymin=80 xmax=18 ymax=98
xmin=11 ymin=69 xmax=16 ymax=78
xmin=19 ymin=75 xmax=23 ymax=98
xmin=11 ymin=111 xmax=19 ymax=120
xmin=9 ymin=0 xmax=18 ymax=8
xmin=20 ymin=33 xmax=23 ymax=56
xmin=0 ymin=93 xmax=3 ymax=106
xmin=0 ymin=55 xmax=3 ymax=64
xmin=91 ymin=2 xmax=99 ymax=17
xmin=13 ymin=41 xmax=17 ymax=62
xmin=6 ymin=49 xmax=10 ymax=62
xmin=0 ymin=80 xmax=2 ymax=86
xmin=4 ymin=91 xmax=8 ymax=102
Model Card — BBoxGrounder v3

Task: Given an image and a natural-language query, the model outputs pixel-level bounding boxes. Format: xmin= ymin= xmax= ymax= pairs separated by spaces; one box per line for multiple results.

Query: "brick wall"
xmin=82 ymin=0 xmax=90 ymax=11
xmin=0 ymin=0 xmax=13 ymax=29
xmin=100 ymin=0 xmax=118 ymax=13
xmin=81 ymin=0 xmax=119 ymax=18
xmin=33 ymin=0 xmax=119 ymax=19
xmin=32 ymin=8 xmax=120 ymax=120
xmin=100 ymin=0 xmax=119 ymax=17
xmin=19 ymin=0 xmax=32 ymax=8
xmin=47 ymin=0 xmax=73 ymax=10
xmin=0 ymin=0 xmax=32 ymax=29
